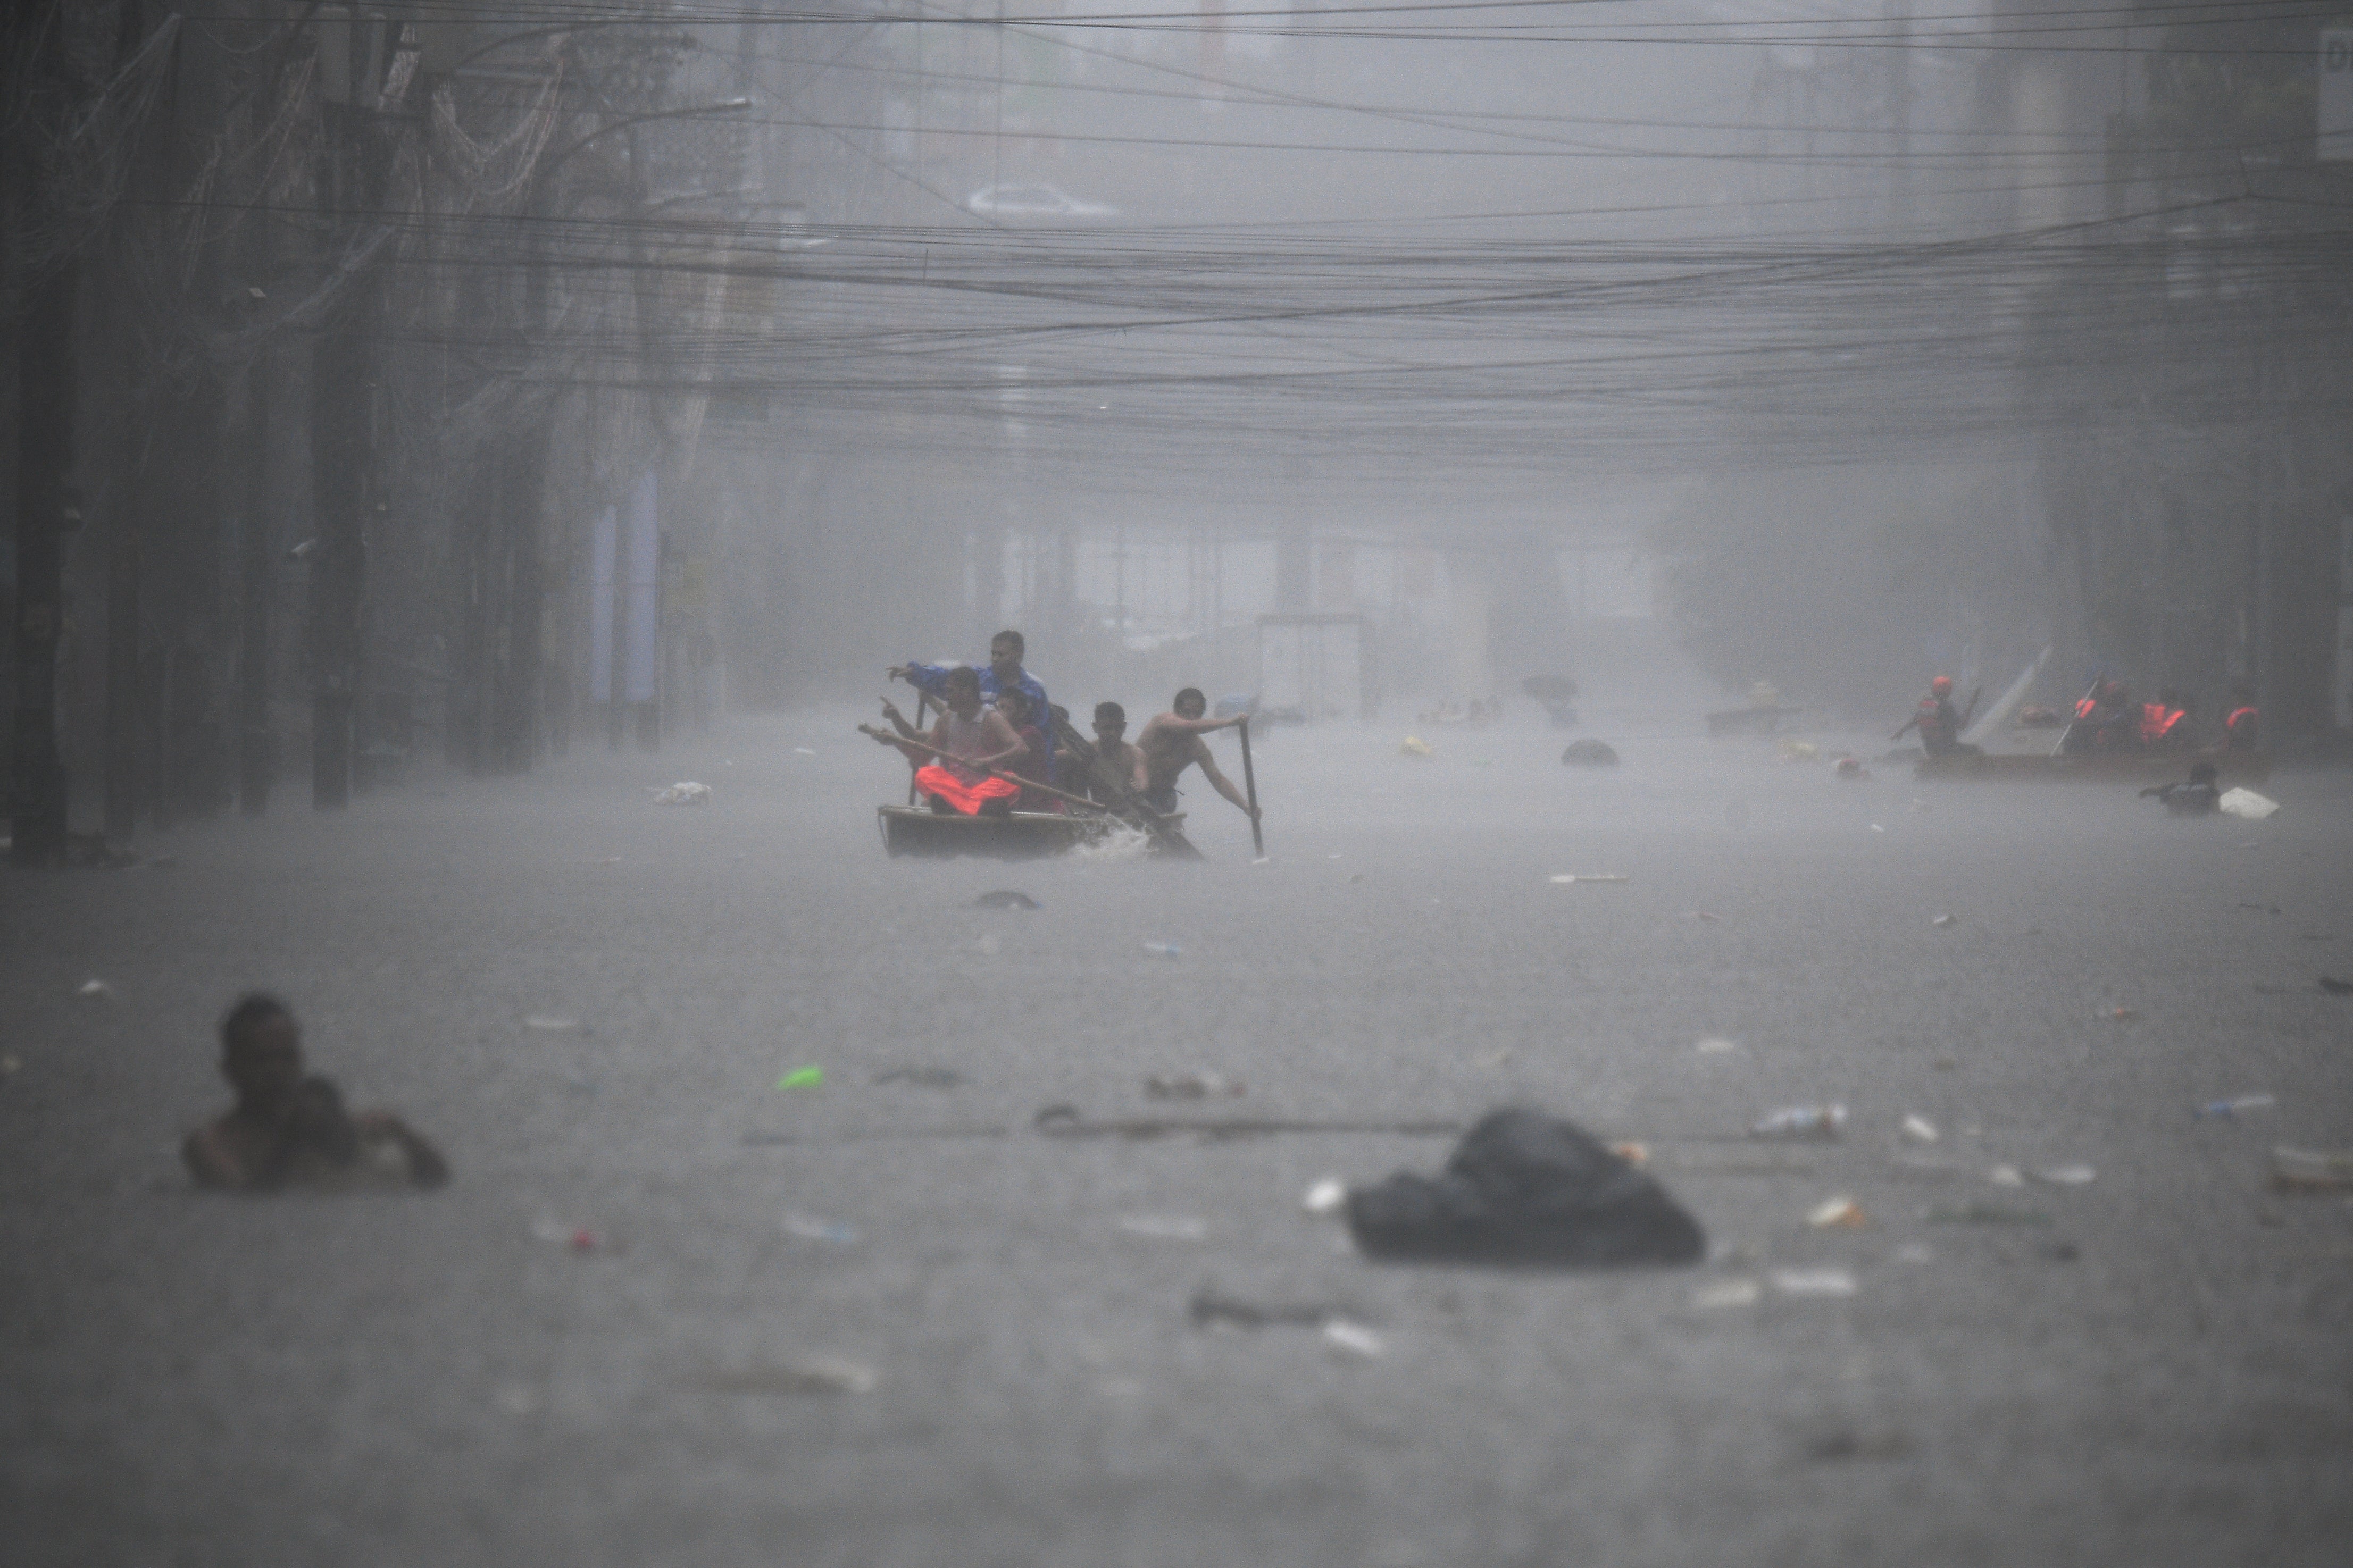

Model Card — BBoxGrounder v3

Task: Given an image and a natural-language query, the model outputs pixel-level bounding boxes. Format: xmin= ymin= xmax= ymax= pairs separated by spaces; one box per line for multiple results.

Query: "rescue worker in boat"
xmin=2220 ymin=680 xmax=2261 ymax=753
xmin=873 ymin=666 xmax=1025 ymax=816
xmin=1892 ymin=676 xmax=1977 ymax=758
xmin=2062 ymin=677 xmax=2138 ymax=754
xmin=2140 ymin=687 xmax=2193 ymax=752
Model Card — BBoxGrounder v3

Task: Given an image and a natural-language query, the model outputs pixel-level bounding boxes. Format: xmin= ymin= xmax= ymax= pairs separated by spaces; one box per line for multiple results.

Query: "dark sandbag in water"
xmin=1346 ymin=1109 xmax=1704 ymax=1267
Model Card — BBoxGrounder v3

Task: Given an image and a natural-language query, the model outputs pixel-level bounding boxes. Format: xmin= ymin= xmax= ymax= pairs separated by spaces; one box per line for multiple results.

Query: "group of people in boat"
xmin=1899 ymin=672 xmax=2260 ymax=760
xmin=870 ymin=628 xmax=1262 ymax=827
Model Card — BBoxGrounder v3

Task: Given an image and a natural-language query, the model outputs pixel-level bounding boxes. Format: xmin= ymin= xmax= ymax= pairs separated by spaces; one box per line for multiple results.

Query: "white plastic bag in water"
xmin=2217 ymin=787 xmax=2279 ymax=820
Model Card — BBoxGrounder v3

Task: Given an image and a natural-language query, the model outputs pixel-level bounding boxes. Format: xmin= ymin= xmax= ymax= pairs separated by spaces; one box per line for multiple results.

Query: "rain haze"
xmin=4 ymin=2 xmax=2352 ymax=1564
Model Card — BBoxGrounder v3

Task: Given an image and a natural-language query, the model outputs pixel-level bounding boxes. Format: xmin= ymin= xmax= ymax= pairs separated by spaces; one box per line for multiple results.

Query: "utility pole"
xmin=308 ymin=21 xmax=397 ymax=808
xmin=7 ymin=28 xmax=79 ymax=863
xmin=1886 ymin=0 xmax=1914 ymax=230
xmin=237 ymin=44 xmax=290 ymax=815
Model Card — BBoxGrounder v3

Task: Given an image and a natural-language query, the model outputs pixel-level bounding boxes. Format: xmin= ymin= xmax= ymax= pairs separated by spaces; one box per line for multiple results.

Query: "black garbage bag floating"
xmin=1346 ymin=1108 xmax=1704 ymax=1267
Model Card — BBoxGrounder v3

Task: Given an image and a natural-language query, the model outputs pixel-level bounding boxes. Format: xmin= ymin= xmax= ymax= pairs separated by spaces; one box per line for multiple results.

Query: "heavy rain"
xmin=4 ymin=2 xmax=2352 ymax=1563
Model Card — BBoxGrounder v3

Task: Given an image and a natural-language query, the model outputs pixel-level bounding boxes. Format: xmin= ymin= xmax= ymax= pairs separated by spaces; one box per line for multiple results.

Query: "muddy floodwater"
xmin=6 ymin=700 xmax=2351 ymax=1567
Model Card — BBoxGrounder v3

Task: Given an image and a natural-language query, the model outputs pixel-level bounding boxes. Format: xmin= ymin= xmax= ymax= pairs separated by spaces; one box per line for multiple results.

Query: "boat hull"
xmin=1915 ymin=751 xmax=2272 ymax=784
xmin=878 ymin=805 xmax=1130 ymax=859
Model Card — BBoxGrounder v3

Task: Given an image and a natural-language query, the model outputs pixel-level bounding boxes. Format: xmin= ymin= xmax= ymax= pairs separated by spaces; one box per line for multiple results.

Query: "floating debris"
xmin=1806 ymin=1196 xmax=1867 ymax=1229
xmin=775 ymin=1065 xmax=825 ymax=1090
xmin=1768 ymin=1268 xmax=1857 ymax=1298
xmin=2271 ymin=1147 xmax=2353 ymax=1192
xmin=780 ymin=1212 xmax=858 ymax=1244
xmin=1690 ymin=1278 xmax=1762 ymax=1309
xmin=1303 ymin=1177 xmax=1349 ymax=1215
xmin=1321 ymin=1320 xmax=1386 ymax=1359
xmin=1749 ymin=1104 xmax=1846 ymax=1143
xmin=973 ymin=890 xmax=1040 ymax=910
xmin=1899 ymin=1114 xmax=1940 ymax=1145
xmin=653 ymin=781 xmax=711 ymax=806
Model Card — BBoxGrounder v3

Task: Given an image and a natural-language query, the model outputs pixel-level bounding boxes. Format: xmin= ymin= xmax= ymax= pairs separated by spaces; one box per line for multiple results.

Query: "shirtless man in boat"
xmin=874 ymin=665 xmax=1027 ymax=815
xmin=1081 ymin=701 xmax=1148 ymax=808
xmin=1133 ymin=687 xmax=1261 ymax=823
xmin=184 ymin=994 xmax=449 ymax=1192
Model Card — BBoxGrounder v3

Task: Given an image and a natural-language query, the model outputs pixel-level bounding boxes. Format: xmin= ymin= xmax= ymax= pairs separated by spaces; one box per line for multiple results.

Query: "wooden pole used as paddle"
xmin=1046 ymin=712 xmax=1203 ymax=858
xmin=858 ymin=726 xmax=1122 ymax=818
xmin=904 ymin=693 xmax=929 ymax=807
xmin=1237 ymin=715 xmax=1263 ymax=857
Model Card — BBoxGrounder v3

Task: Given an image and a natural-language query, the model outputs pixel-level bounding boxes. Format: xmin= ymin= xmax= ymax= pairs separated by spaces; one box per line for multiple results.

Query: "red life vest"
xmin=2140 ymin=703 xmax=2185 ymax=745
xmin=2223 ymin=706 xmax=2259 ymax=750
xmin=2075 ymin=697 xmax=2098 ymax=720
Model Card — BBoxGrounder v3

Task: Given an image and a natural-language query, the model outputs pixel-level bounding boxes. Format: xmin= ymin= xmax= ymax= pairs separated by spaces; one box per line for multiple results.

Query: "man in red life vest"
xmin=1893 ymin=675 xmax=1977 ymax=757
xmin=2221 ymin=680 xmax=2260 ymax=752
xmin=2140 ymin=686 xmax=2192 ymax=751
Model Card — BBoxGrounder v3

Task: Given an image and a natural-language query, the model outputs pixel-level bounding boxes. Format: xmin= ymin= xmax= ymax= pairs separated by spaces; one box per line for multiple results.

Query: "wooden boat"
xmin=1914 ymin=750 xmax=2272 ymax=784
xmin=877 ymin=804 xmax=1183 ymax=859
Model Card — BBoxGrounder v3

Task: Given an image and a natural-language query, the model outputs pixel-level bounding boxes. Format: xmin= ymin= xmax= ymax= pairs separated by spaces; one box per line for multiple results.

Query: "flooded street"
xmin=7 ymin=702 xmax=2351 ymax=1566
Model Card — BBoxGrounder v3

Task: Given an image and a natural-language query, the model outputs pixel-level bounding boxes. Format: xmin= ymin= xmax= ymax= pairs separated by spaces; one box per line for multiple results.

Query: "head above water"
xmin=995 ymin=687 xmax=1032 ymax=724
xmin=1093 ymin=700 xmax=1125 ymax=735
xmin=221 ymin=992 xmax=303 ymax=1110
xmin=1173 ymin=687 xmax=1207 ymax=720
xmin=989 ymin=631 xmax=1024 ymax=679
xmin=2189 ymin=761 xmax=2218 ymax=785
xmin=1931 ymin=675 xmax=1953 ymax=695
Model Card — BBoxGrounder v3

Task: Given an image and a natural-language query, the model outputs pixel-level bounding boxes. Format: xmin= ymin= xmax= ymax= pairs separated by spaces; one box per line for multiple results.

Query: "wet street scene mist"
xmin=8 ymin=687 xmax=2353 ymax=1566
xmin=10 ymin=0 xmax=2353 ymax=1562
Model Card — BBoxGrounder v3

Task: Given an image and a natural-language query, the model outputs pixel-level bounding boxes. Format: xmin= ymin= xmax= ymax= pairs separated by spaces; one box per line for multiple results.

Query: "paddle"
xmin=1237 ymin=715 xmax=1263 ymax=857
xmin=1046 ymin=712 xmax=1203 ymax=859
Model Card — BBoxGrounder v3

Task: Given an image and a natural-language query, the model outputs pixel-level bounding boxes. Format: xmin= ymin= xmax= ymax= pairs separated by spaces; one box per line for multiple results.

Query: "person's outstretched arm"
xmin=1192 ymin=739 xmax=1258 ymax=818
xmin=1153 ymin=712 xmax=1244 ymax=736
xmin=888 ymin=663 xmax=956 ymax=698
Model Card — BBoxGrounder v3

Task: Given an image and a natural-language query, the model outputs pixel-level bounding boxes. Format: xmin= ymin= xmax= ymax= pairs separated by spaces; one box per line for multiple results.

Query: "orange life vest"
xmin=2223 ymin=706 xmax=2259 ymax=750
xmin=2140 ymin=703 xmax=2184 ymax=745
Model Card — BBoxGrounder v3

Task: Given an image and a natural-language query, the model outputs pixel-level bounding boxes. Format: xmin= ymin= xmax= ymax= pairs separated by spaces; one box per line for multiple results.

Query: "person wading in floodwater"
xmin=183 ymin=995 xmax=449 ymax=1192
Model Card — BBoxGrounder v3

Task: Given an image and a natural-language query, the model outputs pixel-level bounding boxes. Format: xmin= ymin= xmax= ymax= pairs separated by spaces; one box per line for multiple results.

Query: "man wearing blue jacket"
xmin=891 ymin=630 xmax=1055 ymax=783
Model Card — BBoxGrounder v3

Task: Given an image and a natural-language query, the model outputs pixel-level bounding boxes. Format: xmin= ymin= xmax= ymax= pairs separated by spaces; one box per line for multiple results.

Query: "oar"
xmin=904 ymin=693 xmax=928 ymax=807
xmin=858 ymin=726 xmax=1121 ymax=817
xmin=1047 ymin=713 xmax=1203 ymax=859
xmin=1237 ymin=715 xmax=1264 ymax=857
